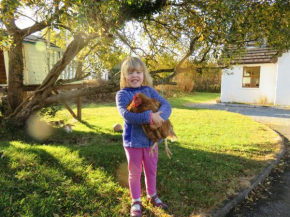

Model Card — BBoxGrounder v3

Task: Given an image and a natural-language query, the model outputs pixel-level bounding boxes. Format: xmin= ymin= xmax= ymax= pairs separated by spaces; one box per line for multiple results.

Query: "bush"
xmin=155 ymin=72 xmax=195 ymax=97
xmin=39 ymin=103 xmax=62 ymax=118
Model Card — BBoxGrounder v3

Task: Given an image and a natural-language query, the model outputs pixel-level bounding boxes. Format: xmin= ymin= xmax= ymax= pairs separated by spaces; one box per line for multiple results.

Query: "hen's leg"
xmin=149 ymin=142 xmax=158 ymax=157
xmin=165 ymin=139 xmax=172 ymax=159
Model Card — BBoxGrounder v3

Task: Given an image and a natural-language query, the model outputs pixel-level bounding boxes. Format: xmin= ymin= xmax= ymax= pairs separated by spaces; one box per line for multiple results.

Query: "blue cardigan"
xmin=116 ymin=86 xmax=172 ymax=148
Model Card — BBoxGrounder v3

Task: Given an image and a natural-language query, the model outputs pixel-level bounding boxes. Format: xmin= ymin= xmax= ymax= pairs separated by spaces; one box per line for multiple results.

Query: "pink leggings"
xmin=124 ymin=146 xmax=158 ymax=200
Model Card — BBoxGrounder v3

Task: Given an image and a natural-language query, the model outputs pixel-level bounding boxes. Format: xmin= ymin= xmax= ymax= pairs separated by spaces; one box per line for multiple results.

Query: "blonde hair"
xmin=120 ymin=56 xmax=153 ymax=89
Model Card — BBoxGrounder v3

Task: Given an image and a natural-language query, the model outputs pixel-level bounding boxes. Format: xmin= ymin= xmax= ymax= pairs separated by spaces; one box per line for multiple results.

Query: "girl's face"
xmin=125 ymin=69 xmax=144 ymax=88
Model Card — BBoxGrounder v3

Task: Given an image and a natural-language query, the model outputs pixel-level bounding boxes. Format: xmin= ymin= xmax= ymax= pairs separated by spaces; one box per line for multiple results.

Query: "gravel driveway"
xmin=187 ymin=102 xmax=290 ymax=217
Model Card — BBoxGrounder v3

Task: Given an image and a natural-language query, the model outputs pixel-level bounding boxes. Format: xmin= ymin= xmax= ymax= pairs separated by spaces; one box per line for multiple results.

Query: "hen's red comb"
xmin=133 ymin=93 xmax=139 ymax=100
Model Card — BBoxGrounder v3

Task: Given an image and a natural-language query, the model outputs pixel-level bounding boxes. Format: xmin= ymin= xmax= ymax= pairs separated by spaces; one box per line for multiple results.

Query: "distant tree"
xmin=118 ymin=1 xmax=290 ymax=84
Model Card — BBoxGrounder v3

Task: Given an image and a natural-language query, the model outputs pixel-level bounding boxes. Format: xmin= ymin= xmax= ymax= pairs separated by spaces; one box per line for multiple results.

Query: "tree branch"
xmin=116 ymin=31 xmax=148 ymax=55
xmin=56 ymin=72 xmax=91 ymax=84
xmin=150 ymin=68 xmax=175 ymax=74
xmin=196 ymin=44 xmax=212 ymax=64
xmin=35 ymin=32 xmax=92 ymax=92
xmin=20 ymin=20 xmax=50 ymax=38
xmin=55 ymin=24 xmax=73 ymax=32
xmin=175 ymin=36 xmax=200 ymax=70
xmin=15 ymin=11 xmax=38 ymax=23
xmin=45 ymin=81 xmax=119 ymax=104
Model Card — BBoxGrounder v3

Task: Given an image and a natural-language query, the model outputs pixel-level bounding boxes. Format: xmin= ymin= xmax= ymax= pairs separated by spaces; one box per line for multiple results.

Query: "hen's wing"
xmin=142 ymin=124 xmax=160 ymax=142
xmin=149 ymin=98 xmax=161 ymax=112
xmin=142 ymin=119 xmax=177 ymax=142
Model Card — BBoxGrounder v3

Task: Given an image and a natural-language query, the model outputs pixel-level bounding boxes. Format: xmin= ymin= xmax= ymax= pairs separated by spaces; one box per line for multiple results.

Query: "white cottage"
xmin=0 ymin=35 xmax=75 ymax=86
xmin=221 ymin=47 xmax=290 ymax=106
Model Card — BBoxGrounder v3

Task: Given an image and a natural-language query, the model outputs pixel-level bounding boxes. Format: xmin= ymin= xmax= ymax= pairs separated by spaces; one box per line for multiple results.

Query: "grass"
xmin=169 ymin=92 xmax=220 ymax=108
xmin=0 ymin=92 xmax=282 ymax=216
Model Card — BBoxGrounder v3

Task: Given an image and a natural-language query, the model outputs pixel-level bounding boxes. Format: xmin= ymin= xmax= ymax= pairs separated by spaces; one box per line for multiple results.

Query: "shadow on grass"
xmin=0 ymin=138 xmax=127 ymax=216
xmin=76 ymin=138 xmax=268 ymax=216
xmin=79 ymin=119 xmax=100 ymax=131
xmin=0 ymin=128 xmax=272 ymax=217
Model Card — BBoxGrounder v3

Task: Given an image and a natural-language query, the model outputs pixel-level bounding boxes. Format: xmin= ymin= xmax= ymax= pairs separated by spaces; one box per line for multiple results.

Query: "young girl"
xmin=116 ymin=56 xmax=172 ymax=217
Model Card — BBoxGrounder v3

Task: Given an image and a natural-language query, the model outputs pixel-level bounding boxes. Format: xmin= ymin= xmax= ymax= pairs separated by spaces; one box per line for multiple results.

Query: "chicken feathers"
xmin=127 ymin=93 xmax=177 ymax=158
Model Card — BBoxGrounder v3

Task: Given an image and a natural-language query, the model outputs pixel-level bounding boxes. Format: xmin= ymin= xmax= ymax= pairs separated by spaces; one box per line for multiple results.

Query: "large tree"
xmin=1 ymin=0 xmax=290 ymax=127
xmin=0 ymin=0 xmax=167 ymax=126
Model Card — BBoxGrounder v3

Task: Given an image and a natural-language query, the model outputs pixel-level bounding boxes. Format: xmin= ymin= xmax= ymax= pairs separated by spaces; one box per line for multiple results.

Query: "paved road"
xmin=187 ymin=103 xmax=290 ymax=217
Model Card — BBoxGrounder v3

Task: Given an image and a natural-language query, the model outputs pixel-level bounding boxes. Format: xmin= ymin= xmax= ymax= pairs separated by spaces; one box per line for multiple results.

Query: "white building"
xmin=0 ymin=35 xmax=74 ymax=86
xmin=221 ymin=47 xmax=290 ymax=106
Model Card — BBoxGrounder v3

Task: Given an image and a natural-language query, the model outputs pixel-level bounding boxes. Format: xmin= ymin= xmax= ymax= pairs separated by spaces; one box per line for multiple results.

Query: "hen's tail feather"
xmin=167 ymin=131 xmax=178 ymax=142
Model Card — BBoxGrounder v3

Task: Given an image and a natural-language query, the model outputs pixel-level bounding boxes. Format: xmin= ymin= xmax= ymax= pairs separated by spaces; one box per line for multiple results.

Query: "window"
xmin=242 ymin=67 xmax=260 ymax=88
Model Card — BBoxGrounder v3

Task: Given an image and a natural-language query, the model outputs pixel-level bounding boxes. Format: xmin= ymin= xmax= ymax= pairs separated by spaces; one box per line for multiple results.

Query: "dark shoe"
xmin=130 ymin=201 xmax=142 ymax=217
xmin=147 ymin=195 xmax=168 ymax=210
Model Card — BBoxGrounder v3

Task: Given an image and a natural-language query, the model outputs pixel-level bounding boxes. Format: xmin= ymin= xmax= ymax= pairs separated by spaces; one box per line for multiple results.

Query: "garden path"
xmin=187 ymin=102 xmax=290 ymax=217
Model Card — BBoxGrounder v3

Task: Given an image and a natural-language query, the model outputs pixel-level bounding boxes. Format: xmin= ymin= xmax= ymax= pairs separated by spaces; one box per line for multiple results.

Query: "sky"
xmin=16 ymin=18 xmax=35 ymax=29
xmin=15 ymin=6 xmax=36 ymax=30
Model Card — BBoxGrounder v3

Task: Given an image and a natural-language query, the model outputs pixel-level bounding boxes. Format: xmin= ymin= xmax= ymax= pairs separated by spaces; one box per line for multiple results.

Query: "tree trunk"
xmin=7 ymin=34 xmax=24 ymax=114
xmin=10 ymin=33 xmax=91 ymax=127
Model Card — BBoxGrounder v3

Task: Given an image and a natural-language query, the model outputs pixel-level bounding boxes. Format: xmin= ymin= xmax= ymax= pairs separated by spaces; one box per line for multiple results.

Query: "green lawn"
xmin=0 ymin=93 xmax=281 ymax=216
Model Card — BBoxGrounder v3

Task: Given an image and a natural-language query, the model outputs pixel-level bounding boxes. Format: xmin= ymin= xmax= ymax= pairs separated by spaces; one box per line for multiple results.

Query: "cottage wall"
xmin=221 ymin=63 xmax=277 ymax=104
xmin=275 ymin=52 xmax=290 ymax=105
xmin=1 ymin=35 xmax=69 ymax=87
xmin=23 ymin=43 xmax=48 ymax=85
xmin=23 ymin=43 xmax=64 ymax=85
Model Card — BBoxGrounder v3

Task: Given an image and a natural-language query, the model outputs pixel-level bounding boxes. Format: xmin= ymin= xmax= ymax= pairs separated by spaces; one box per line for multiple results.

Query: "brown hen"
xmin=127 ymin=93 xmax=177 ymax=158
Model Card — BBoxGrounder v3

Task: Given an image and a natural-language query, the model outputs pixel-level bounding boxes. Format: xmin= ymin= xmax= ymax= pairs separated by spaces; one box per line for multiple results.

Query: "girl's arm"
xmin=116 ymin=90 xmax=151 ymax=125
xmin=149 ymin=87 xmax=172 ymax=121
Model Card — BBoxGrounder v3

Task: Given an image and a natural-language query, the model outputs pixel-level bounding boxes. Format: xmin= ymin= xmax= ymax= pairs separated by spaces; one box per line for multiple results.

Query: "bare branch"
xmin=20 ymin=20 xmax=50 ymax=38
xmin=196 ymin=44 xmax=212 ymax=63
xmin=148 ymin=37 xmax=203 ymax=86
xmin=45 ymin=81 xmax=119 ymax=104
xmin=149 ymin=18 xmax=181 ymax=41
xmin=55 ymin=24 xmax=73 ymax=32
xmin=36 ymin=32 xmax=93 ymax=92
xmin=56 ymin=73 xmax=91 ymax=84
xmin=15 ymin=11 xmax=38 ymax=23
xmin=175 ymin=36 xmax=200 ymax=70
xmin=116 ymin=31 xmax=148 ymax=55
xmin=150 ymin=68 xmax=174 ymax=74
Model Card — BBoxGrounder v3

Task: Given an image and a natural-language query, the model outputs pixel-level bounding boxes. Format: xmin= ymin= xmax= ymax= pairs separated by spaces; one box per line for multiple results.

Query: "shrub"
xmin=39 ymin=103 xmax=62 ymax=118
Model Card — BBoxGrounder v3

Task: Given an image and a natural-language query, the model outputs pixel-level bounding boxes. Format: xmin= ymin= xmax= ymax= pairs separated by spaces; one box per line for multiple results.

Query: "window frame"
xmin=242 ymin=66 xmax=260 ymax=88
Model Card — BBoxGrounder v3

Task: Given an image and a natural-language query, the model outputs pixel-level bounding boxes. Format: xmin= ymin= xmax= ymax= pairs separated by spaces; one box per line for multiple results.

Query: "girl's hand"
xmin=150 ymin=123 xmax=158 ymax=130
xmin=151 ymin=111 xmax=164 ymax=127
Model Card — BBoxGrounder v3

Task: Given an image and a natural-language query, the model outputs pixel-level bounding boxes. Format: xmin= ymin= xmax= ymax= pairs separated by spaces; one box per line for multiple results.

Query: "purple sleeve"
xmin=149 ymin=87 xmax=172 ymax=121
xmin=116 ymin=90 xmax=152 ymax=125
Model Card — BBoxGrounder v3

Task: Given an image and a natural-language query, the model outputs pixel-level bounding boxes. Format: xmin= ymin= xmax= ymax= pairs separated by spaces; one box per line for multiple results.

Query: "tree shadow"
xmin=48 ymin=133 xmax=274 ymax=216
xmin=79 ymin=119 xmax=100 ymax=131
xmin=0 ymin=139 xmax=127 ymax=216
xmin=0 ymin=124 xmax=280 ymax=216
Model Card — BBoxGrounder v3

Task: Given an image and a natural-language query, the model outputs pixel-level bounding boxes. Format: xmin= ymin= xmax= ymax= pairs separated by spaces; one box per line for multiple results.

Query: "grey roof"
xmin=231 ymin=47 xmax=280 ymax=64
xmin=23 ymin=35 xmax=60 ymax=48
xmin=1 ymin=29 xmax=62 ymax=48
